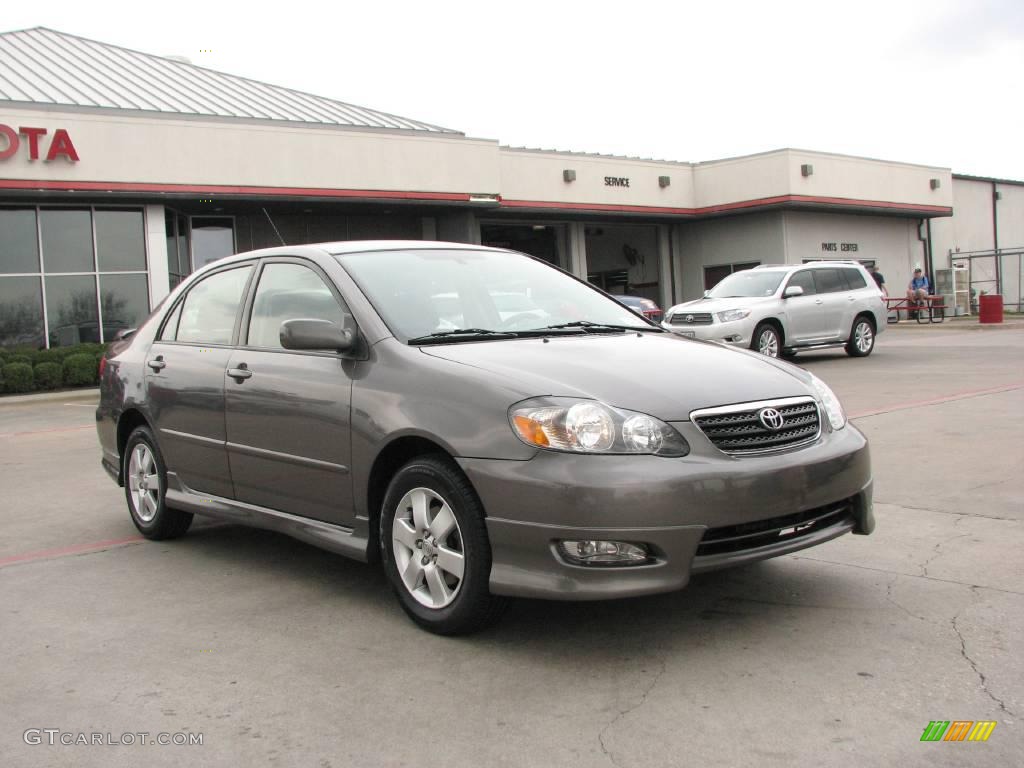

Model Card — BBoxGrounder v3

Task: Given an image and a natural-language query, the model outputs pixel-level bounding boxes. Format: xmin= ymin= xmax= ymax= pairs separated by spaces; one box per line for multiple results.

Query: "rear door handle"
xmin=814 ymin=299 xmax=824 ymax=305
xmin=227 ymin=365 xmax=252 ymax=382
xmin=147 ymin=356 xmax=166 ymax=371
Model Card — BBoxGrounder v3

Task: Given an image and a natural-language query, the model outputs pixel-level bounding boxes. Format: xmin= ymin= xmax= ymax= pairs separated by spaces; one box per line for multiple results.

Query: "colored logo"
xmin=921 ymin=721 xmax=996 ymax=742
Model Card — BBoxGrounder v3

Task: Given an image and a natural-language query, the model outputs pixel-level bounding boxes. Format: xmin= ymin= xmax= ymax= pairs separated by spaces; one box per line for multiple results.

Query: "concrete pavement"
xmin=1 ymin=323 xmax=1021 ymax=767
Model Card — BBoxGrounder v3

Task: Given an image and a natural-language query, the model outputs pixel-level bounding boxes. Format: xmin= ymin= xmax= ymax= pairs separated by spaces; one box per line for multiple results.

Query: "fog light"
xmin=559 ymin=540 xmax=650 ymax=566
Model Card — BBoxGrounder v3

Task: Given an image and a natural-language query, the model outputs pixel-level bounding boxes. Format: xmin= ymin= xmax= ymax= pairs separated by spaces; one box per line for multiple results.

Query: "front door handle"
xmin=147 ymin=356 xmax=166 ymax=371
xmin=227 ymin=364 xmax=252 ymax=382
xmin=815 ymin=299 xmax=824 ymax=305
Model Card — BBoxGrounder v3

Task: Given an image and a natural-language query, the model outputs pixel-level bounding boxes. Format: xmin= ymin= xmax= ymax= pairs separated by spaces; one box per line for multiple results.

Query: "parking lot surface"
xmin=1 ymin=323 xmax=1022 ymax=768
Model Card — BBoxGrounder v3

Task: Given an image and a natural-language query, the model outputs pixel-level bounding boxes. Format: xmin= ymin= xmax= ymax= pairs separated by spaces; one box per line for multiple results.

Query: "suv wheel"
xmin=751 ymin=323 xmax=781 ymax=358
xmin=845 ymin=317 xmax=876 ymax=357
xmin=380 ymin=456 xmax=507 ymax=635
xmin=123 ymin=426 xmax=193 ymax=539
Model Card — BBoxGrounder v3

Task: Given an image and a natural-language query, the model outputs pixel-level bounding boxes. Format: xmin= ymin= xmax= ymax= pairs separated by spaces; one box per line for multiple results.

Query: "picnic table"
xmin=885 ymin=295 xmax=946 ymax=324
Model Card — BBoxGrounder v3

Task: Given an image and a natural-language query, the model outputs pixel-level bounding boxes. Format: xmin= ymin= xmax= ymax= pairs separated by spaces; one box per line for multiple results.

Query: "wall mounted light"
xmin=801 ymin=164 xmax=814 ymax=177
xmin=930 ymin=178 xmax=941 ymax=190
xmin=658 ymin=175 xmax=671 ymax=188
xmin=563 ymin=169 xmax=576 ymax=183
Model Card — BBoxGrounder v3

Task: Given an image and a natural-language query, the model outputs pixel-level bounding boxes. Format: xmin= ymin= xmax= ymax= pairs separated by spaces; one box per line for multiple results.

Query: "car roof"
xmin=751 ymin=261 xmax=868 ymax=271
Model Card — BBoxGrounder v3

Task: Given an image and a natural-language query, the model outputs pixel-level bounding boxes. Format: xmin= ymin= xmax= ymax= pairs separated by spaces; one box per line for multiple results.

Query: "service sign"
xmin=0 ymin=124 xmax=79 ymax=162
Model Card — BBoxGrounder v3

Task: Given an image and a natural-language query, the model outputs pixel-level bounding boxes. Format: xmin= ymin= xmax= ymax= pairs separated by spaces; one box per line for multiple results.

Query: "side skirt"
xmin=164 ymin=472 xmax=370 ymax=563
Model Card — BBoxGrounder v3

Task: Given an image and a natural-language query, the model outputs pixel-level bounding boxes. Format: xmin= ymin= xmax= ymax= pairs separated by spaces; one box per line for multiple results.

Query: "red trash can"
xmin=978 ymin=294 xmax=1004 ymax=324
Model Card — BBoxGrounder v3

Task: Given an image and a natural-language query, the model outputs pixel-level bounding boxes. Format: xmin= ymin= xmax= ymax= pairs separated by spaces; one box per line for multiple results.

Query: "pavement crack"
xmin=598 ymin=655 xmax=667 ymax=767
xmin=952 ymin=587 xmax=1018 ymax=719
xmin=874 ymin=501 xmax=1017 ymax=522
xmin=789 ymin=556 xmax=1024 ymax=597
xmin=885 ymin=575 xmax=928 ymax=622
xmin=920 ymin=527 xmax=971 ymax=578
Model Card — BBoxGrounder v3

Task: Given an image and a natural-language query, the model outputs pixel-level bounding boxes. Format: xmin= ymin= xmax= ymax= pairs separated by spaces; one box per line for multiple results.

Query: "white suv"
xmin=662 ymin=262 xmax=886 ymax=358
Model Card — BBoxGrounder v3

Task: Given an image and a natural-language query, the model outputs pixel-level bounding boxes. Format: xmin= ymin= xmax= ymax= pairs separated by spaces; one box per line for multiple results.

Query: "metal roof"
xmin=0 ymin=27 xmax=460 ymax=134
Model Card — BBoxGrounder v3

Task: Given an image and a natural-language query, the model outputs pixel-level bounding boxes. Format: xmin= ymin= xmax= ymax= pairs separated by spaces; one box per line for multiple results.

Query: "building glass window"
xmin=95 ymin=209 xmax=146 ymax=271
xmin=191 ymin=216 xmax=236 ymax=270
xmin=0 ymin=208 xmax=40 ymax=273
xmin=46 ymin=274 xmax=99 ymax=346
xmin=0 ymin=275 xmax=44 ymax=347
xmin=0 ymin=205 xmax=150 ymax=349
xmin=100 ymin=274 xmax=150 ymax=341
xmin=40 ymin=209 xmax=94 ymax=273
xmin=703 ymin=261 xmax=761 ymax=291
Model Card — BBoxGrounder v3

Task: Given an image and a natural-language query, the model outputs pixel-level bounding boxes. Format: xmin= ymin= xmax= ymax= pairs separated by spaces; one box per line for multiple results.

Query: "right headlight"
xmin=808 ymin=374 xmax=846 ymax=431
xmin=716 ymin=308 xmax=751 ymax=322
xmin=510 ymin=397 xmax=689 ymax=456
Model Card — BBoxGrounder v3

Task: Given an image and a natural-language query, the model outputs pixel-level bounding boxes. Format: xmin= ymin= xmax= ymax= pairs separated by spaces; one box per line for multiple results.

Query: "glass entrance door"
xmin=190 ymin=216 xmax=236 ymax=270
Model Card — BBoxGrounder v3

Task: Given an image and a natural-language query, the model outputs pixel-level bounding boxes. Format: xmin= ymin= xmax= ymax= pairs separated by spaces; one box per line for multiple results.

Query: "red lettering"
xmin=46 ymin=129 xmax=79 ymax=162
xmin=0 ymin=123 xmax=19 ymax=160
xmin=18 ymin=127 xmax=48 ymax=160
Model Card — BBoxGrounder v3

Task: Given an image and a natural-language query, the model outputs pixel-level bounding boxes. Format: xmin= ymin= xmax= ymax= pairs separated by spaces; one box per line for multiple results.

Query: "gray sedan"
xmin=97 ymin=241 xmax=874 ymax=634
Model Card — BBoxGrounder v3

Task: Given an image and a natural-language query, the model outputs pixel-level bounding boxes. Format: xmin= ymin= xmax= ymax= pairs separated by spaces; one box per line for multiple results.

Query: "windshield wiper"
xmin=537 ymin=321 xmax=662 ymax=334
xmin=407 ymin=328 xmax=518 ymax=345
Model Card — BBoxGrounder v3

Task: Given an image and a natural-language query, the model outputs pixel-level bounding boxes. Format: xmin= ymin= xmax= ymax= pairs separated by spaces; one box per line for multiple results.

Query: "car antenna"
xmin=262 ymin=207 xmax=286 ymax=246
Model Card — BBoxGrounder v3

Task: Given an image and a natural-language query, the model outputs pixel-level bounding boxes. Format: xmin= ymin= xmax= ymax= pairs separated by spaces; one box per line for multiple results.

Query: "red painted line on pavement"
xmin=849 ymin=381 xmax=1024 ymax=420
xmin=0 ymin=424 xmax=94 ymax=438
xmin=0 ymin=535 xmax=145 ymax=568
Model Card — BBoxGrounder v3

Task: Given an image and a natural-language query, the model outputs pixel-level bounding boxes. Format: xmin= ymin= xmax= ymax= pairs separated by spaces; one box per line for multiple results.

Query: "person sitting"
xmin=906 ymin=268 xmax=930 ymax=305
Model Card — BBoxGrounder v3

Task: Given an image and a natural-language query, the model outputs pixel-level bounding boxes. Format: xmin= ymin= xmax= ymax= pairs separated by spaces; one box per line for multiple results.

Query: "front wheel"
xmin=123 ymin=426 xmax=193 ymax=539
xmin=751 ymin=323 xmax=782 ymax=358
xmin=380 ymin=456 xmax=507 ymax=635
xmin=845 ymin=317 xmax=876 ymax=357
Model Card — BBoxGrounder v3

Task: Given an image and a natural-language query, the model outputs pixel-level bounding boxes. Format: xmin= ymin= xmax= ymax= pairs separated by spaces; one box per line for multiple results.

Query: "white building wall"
xmin=676 ymin=213 xmax=786 ymax=301
xmin=996 ymin=183 xmax=1024 ymax=249
xmin=929 ymin=178 xmax=996 ymax=269
xmin=781 ymin=211 xmax=922 ymax=291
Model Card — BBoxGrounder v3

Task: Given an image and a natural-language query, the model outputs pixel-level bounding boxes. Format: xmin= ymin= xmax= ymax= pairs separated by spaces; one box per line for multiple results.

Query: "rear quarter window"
xmin=843 ymin=268 xmax=867 ymax=289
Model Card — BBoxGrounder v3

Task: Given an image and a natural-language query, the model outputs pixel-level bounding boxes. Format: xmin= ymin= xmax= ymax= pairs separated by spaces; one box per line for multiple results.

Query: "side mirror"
xmin=703 ymin=290 xmax=712 ymax=298
xmin=114 ymin=327 xmax=136 ymax=341
xmin=280 ymin=318 xmax=354 ymax=352
xmin=783 ymin=286 xmax=804 ymax=298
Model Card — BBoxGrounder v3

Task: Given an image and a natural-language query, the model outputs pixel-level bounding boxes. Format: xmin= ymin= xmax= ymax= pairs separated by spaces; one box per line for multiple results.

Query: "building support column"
xmin=567 ymin=222 xmax=588 ymax=280
xmin=657 ymin=225 xmax=672 ymax=308
xmin=144 ymin=205 xmax=169 ymax=308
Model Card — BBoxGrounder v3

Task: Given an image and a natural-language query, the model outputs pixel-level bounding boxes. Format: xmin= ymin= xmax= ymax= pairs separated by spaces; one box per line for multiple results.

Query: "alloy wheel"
xmin=128 ymin=443 xmax=161 ymax=522
xmin=758 ymin=328 xmax=780 ymax=357
xmin=855 ymin=321 xmax=874 ymax=353
xmin=391 ymin=487 xmax=466 ymax=609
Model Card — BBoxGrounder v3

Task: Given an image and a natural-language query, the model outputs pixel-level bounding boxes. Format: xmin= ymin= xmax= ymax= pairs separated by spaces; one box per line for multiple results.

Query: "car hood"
xmin=420 ymin=332 xmax=813 ymax=420
xmin=667 ymin=295 xmax=776 ymax=317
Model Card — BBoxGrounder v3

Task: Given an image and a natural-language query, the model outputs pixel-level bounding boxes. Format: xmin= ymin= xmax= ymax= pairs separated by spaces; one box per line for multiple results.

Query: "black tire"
xmin=123 ymin=426 xmax=193 ymax=539
xmin=380 ymin=455 xmax=507 ymax=635
xmin=750 ymin=322 xmax=782 ymax=358
xmin=845 ymin=316 xmax=876 ymax=357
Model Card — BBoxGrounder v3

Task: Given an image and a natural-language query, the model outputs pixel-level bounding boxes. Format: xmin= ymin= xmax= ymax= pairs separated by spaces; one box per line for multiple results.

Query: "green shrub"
xmin=34 ymin=362 xmax=64 ymax=391
xmin=63 ymin=353 xmax=99 ymax=387
xmin=8 ymin=354 xmax=32 ymax=367
xmin=3 ymin=362 xmax=34 ymax=393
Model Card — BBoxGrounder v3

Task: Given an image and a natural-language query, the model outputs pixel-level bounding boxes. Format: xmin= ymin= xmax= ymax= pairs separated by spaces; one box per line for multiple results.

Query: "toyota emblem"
xmin=685 ymin=314 xmax=694 ymax=323
xmin=758 ymin=407 xmax=785 ymax=431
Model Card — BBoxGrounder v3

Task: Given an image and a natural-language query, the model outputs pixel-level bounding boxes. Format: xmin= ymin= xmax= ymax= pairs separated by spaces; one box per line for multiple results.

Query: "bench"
xmin=885 ymin=296 xmax=947 ymax=324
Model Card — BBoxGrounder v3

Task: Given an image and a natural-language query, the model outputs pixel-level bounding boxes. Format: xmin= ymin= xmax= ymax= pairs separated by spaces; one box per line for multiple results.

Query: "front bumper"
xmin=458 ymin=423 xmax=873 ymax=600
xmin=663 ymin=316 xmax=756 ymax=346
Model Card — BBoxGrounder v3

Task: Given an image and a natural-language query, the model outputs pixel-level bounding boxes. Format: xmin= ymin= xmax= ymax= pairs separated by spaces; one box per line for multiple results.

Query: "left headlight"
xmin=808 ymin=374 xmax=846 ymax=431
xmin=717 ymin=308 xmax=751 ymax=322
xmin=510 ymin=397 xmax=690 ymax=456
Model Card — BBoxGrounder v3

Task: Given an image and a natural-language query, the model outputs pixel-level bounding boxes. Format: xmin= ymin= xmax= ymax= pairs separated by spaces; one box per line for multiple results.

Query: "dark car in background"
xmin=613 ymin=294 xmax=664 ymax=323
xmin=97 ymin=241 xmax=874 ymax=635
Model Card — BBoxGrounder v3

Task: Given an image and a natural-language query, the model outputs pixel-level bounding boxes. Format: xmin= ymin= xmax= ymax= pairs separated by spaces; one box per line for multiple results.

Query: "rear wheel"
xmin=845 ymin=317 xmax=876 ymax=357
xmin=380 ymin=455 xmax=506 ymax=635
xmin=123 ymin=426 xmax=193 ymax=539
xmin=751 ymin=323 xmax=781 ymax=358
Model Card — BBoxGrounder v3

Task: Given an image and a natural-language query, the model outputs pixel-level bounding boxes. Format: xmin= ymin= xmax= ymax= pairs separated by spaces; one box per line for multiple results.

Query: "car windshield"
xmin=337 ymin=249 xmax=653 ymax=341
xmin=707 ymin=270 xmax=786 ymax=298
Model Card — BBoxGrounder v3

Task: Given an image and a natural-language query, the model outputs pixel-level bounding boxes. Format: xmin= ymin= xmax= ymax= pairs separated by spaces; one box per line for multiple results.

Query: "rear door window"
xmin=812 ymin=269 xmax=846 ymax=294
xmin=171 ymin=266 xmax=252 ymax=345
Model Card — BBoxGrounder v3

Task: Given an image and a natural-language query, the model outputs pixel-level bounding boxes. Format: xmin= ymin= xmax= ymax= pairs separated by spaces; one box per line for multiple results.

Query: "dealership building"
xmin=1 ymin=27 xmax=1021 ymax=348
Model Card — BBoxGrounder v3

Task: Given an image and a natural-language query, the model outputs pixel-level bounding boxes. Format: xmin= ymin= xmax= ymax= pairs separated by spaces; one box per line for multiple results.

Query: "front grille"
xmin=696 ymin=499 xmax=855 ymax=557
xmin=692 ymin=397 xmax=820 ymax=455
xmin=669 ymin=312 xmax=714 ymax=326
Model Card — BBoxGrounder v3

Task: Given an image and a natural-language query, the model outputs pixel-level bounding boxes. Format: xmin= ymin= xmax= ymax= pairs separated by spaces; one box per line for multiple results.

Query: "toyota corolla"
xmin=97 ymin=241 xmax=874 ymax=635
